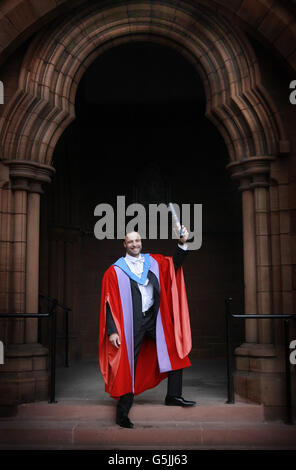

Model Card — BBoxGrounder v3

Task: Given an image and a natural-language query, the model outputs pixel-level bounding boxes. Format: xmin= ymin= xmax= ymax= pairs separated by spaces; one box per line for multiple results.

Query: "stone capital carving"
xmin=0 ymin=161 xmax=10 ymax=188
xmin=226 ymin=156 xmax=275 ymax=191
xmin=2 ymin=159 xmax=55 ymax=193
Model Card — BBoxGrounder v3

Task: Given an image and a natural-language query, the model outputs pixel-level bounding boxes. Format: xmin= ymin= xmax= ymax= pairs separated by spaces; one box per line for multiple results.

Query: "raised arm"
xmin=173 ymin=225 xmax=189 ymax=270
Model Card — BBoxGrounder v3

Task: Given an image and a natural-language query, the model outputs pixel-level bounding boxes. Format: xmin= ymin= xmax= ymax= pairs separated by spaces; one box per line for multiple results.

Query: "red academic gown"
xmin=98 ymin=254 xmax=192 ymax=399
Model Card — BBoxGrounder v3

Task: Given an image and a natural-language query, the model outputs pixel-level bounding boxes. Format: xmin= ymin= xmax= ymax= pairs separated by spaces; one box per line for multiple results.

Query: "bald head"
xmin=124 ymin=231 xmax=141 ymax=243
xmin=124 ymin=231 xmax=142 ymax=257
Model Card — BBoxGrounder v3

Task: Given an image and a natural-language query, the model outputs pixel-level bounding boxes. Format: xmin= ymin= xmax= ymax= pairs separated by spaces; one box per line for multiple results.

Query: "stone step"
xmin=12 ymin=400 xmax=265 ymax=423
xmin=1 ymin=401 xmax=295 ymax=449
xmin=0 ymin=419 xmax=296 ymax=449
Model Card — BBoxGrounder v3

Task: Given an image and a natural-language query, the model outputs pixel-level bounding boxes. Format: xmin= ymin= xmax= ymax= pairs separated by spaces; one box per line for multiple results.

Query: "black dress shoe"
xmin=116 ymin=415 xmax=134 ymax=428
xmin=165 ymin=396 xmax=196 ymax=407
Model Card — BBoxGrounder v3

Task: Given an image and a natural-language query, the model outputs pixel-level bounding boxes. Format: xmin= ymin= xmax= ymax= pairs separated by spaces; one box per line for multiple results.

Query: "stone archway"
xmin=0 ymin=0 xmax=291 ymax=408
xmin=0 ymin=1 xmax=287 ymax=164
xmin=0 ymin=0 xmax=295 ymax=73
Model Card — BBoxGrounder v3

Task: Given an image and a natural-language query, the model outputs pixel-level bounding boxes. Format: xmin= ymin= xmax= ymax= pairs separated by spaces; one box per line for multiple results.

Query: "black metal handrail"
xmin=0 ymin=295 xmax=71 ymax=404
xmin=225 ymin=297 xmax=296 ymax=425
xmin=39 ymin=293 xmax=71 ymax=368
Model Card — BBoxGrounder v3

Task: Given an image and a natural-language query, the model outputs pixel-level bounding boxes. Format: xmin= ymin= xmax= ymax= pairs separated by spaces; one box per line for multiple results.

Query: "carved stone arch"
xmin=0 ymin=0 xmax=287 ymax=167
xmin=0 ymin=0 xmax=295 ymax=74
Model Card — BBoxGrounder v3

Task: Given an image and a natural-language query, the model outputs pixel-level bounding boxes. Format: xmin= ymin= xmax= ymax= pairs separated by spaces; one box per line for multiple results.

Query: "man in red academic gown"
xmin=99 ymin=228 xmax=195 ymax=428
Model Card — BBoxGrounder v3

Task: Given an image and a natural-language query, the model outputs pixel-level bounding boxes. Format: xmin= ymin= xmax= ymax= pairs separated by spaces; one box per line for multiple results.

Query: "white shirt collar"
xmin=125 ymin=253 xmax=144 ymax=263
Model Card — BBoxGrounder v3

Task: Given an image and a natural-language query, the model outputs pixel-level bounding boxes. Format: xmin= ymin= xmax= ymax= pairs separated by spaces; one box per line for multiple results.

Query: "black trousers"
xmin=117 ymin=308 xmax=183 ymax=417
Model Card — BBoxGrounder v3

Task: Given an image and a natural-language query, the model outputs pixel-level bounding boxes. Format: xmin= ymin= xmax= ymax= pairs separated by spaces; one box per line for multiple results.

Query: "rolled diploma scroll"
xmin=168 ymin=202 xmax=185 ymax=237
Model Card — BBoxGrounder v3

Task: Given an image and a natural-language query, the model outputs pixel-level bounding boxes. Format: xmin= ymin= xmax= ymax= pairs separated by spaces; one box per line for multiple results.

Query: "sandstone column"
xmin=252 ymin=174 xmax=273 ymax=344
xmin=25 ymin=182 xmax=43 ymax=344
xmin=0 ymin=160 xmax=55 ymax=405
xmin=239 ymin=177 xmax=257 ymax=343
xmin=226 ymin=157 xmax=286 ymax=412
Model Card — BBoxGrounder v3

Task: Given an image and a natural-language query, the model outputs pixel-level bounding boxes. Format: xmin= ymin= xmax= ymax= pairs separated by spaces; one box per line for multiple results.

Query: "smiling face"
xmin=123 ymin=231 xmax=142 ymax=257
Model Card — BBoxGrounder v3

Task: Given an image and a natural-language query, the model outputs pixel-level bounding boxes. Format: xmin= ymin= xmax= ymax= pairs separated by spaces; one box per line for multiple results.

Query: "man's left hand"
xmin=178 ymin=225 xmax=189 ymax=244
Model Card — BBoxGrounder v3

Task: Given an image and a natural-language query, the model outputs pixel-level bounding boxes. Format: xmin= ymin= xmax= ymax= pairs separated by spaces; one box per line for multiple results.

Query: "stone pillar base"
xmin=0 ymin=343 xmax=49 ymax=405
xmin=233 ymin=342 xmax=296 ymax=420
